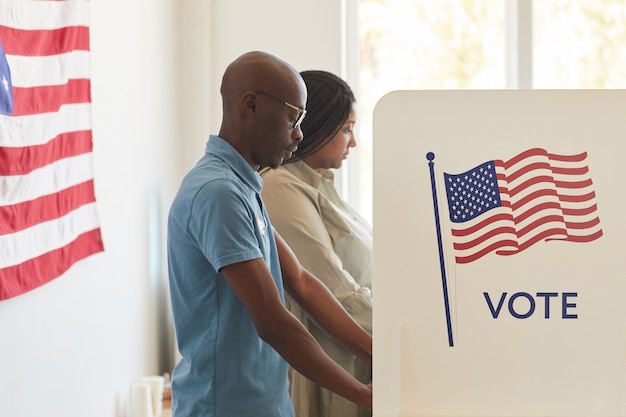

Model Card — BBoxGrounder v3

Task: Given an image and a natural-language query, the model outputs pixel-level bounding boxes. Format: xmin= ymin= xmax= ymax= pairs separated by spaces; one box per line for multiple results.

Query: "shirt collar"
xmin=284 ymin=159 xmax=335 ymax=187
xmin=206 ymin=134 xmax=263 ymax=193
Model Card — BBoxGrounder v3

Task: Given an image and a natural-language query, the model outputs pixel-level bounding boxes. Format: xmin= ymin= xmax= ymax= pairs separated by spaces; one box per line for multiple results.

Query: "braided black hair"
xmin=282 ymin=70 xmax=355 ymax=164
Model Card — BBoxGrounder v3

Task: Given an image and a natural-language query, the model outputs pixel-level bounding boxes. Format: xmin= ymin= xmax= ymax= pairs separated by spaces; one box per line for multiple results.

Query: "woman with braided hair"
xmin=261 ymin=70 xmax=372 ymax=417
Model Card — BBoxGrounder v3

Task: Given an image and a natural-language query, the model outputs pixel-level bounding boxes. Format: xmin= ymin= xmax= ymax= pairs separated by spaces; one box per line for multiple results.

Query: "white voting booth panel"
xmin=372 ymin=90 xmax=626 ymax=417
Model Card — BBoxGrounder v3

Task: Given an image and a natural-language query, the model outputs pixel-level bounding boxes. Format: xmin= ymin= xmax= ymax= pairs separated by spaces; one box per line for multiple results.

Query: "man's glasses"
xmin=255 ymin=90 xmax=307 ymax=129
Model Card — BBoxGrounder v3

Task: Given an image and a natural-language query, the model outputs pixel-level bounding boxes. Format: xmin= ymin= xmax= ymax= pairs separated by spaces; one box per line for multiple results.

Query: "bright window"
xmin=351 ymin=0 xmax=626 ymax=224
xmin=534 ymin=0 xmax=626 ymax=88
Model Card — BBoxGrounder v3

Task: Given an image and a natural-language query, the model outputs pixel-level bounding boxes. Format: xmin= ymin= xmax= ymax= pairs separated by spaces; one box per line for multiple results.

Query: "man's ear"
xmin=242 ymin=91 xmax=257 ymax=119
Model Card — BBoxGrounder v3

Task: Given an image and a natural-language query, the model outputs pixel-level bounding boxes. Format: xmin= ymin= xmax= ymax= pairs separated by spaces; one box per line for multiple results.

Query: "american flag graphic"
xmin=0 ymin=0 xmax=103 ymax=300
xmin=443 ymin=148 xmax=602 ymax=264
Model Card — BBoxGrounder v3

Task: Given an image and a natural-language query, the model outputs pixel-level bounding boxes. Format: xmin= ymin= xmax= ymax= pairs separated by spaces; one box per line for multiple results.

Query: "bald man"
xmin=167 ymin=51 xmax=372 ymax=417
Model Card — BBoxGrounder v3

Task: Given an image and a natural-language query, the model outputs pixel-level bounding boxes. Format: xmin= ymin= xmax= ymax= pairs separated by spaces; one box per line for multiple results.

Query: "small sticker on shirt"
xmin=256 ymin=214 xmax=267 ymax=236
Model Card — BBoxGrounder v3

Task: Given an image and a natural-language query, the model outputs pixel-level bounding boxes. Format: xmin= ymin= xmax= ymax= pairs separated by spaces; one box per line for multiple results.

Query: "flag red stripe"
xmin=0 ymin=180 xmax=97 ymax=235
xmin=510 ymin=189 xmax=558 ymax=210
xmin=453 ymin=225 xmax=517 ymax=250
xmin=0 ymin=25 xmax=89 ymax=56
xmin=564 ymin=217 xmax=601 ymax=230
xmin=500 ymin=148 xmax=546 ymax=169
xmin=499 ymin=190 xmax=512 ymax=206
xmin=508 ymin=175 xmax=556 ymax=197
xmin=551 ymin=229 xmax=604 ymax=243
xmin=547 ymin=151 xmax=587 ymax=163
xmin=552 ymin=165 xmax=588 ymax=175
xmin=554 ymin=178 xmax=593 ymax=189
xmin=12 ymin=79 xmax=91 ymax=116
xmin=451 ymin=212 xmax=514 ymax=237
xmin=495 ymin=228 xmax=566 ymax=255
xmin=506 ymin=162 xmax=589 ymax=183
xmin=0 ymin=229 xmax=104 ymax=300
xmin=456 ymin=239 xmax=519 ymax=264
xmin=558 ymin=191 xmax=596 ymax=203
xmin=500 ymin=148 xmax=588 ymax=169
xmin=562 ymin=204 xmax=598 ymax=216
xmin=501 ymin=148 xmax=587 ymax=168
xmin=506 ymin=161 xmax=552 ymax=183
xmin=516 ymin=216 xmax=566 ymax=239
xmin=512 ymin=201 xmax=563 ymax=224
xmin=0 ymin=131 xmax=93 ymax=175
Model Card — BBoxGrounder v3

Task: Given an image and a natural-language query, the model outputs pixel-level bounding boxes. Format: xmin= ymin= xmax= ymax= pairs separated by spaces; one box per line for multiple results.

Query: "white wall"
xmin=0 ymin=1 xmax=347 ymax=416
xmin=183 ymin=0 xmax=349 ymax=173
xmin=0 ymin=1 xmax=180 ymax=416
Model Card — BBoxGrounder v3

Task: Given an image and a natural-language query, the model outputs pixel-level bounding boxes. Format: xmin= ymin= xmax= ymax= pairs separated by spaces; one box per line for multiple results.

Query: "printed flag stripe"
xmin=0 ymin=25 xmax=89 ymax=56
xmin=0 ymin=180 xmax=96 ymax=235
xmin=504 ymin=162 xmax=552 ymax=182
xmin=12 ymin=79 xmax=91 ymax=116
xmin=509 ymin=176 xmax=558 ymax=196
xmin=512 ymin=201 xmax=563 ymax=224
xmin=502 ymin=161 xmax=589 ymax=183
xmin=501 ymin=148 xmax=587 ymax=168
xmin=565 ymin=217 xmax=601 ymax=230
xmin=548 ymin=151 xmax=588 ymax=163
xmin=495 ymin=228 xmax=569 ymax=256
xmin=554 ymin=179 xmax=593 ymax=189
xmin=0 ymin=103 xmax=91 ymax=147
xmin=451 ymin=212 xmax=514 ymax=237
xmin=444 ymin=148 xmax=602 ymax=264
xmin=563 ymin=204 xmax=598 ymax=216
xmin=511 ymin=189 xmax=558 ymax=209
xmin=455 ymin=239 xmax=519 ymax=264
xmin=0 ymin=229 xmax=103 ymax=300
xmin=515 ymin=216 xmax=566 ymax=239
xmin=0 ymin=130 xmax=92 ymax=175
xmin=554 ymin=230 xmax=603 ymax=243
xmin=552 ymin=166 xmax=588 ymax=175
xmin=0 ymin=153 xmax=95 ymax=206
xmin=453 ymin=226 xmax=517 ymax=250
xmin=559 ymin=192 xmax=596 ymax=203
xmin=0 ymin=202 xmax=100 ymax=268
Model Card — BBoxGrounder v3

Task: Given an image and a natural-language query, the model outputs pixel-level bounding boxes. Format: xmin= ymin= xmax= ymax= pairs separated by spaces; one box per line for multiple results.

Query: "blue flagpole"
xmin=426 ymin=152 xmax=454 ymax=347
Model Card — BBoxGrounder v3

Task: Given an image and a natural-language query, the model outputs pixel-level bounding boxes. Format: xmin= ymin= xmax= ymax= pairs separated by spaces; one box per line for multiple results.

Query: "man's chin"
xmin=262 ymin=160 xmax=282 ymax=170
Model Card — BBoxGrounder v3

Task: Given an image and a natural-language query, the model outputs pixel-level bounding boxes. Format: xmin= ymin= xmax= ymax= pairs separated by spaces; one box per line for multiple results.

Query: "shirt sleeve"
xmin=188 ymin=178 xmax=263 ymax=272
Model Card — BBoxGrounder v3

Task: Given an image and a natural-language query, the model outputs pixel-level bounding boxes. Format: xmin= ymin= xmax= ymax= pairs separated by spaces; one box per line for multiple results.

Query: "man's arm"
xmin=220 ymin=257 xmax=372 ymax=409
xmin=275 ymin=231 xmax=372 ymax=365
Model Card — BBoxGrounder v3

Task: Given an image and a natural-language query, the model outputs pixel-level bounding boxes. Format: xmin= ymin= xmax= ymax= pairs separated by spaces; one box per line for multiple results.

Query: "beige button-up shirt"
xmin=261 ymin=160 xmax=372 ymax=417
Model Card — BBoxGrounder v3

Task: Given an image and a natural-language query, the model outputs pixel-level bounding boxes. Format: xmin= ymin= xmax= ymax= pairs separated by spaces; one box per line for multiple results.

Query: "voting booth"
xmin=373 ymin=90 xmax=626 ymax=417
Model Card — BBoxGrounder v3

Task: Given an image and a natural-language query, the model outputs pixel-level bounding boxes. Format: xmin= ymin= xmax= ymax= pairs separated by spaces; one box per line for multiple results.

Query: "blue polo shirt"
xmin=167 ymin=135 xmax=293 ymax=417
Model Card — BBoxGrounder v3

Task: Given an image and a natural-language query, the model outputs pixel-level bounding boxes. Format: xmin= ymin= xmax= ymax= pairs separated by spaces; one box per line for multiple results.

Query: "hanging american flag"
xmin=0 ymin=0 xmax=103 ymax=300
xmin=442 ymin=148 xmax=602 ymax=264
